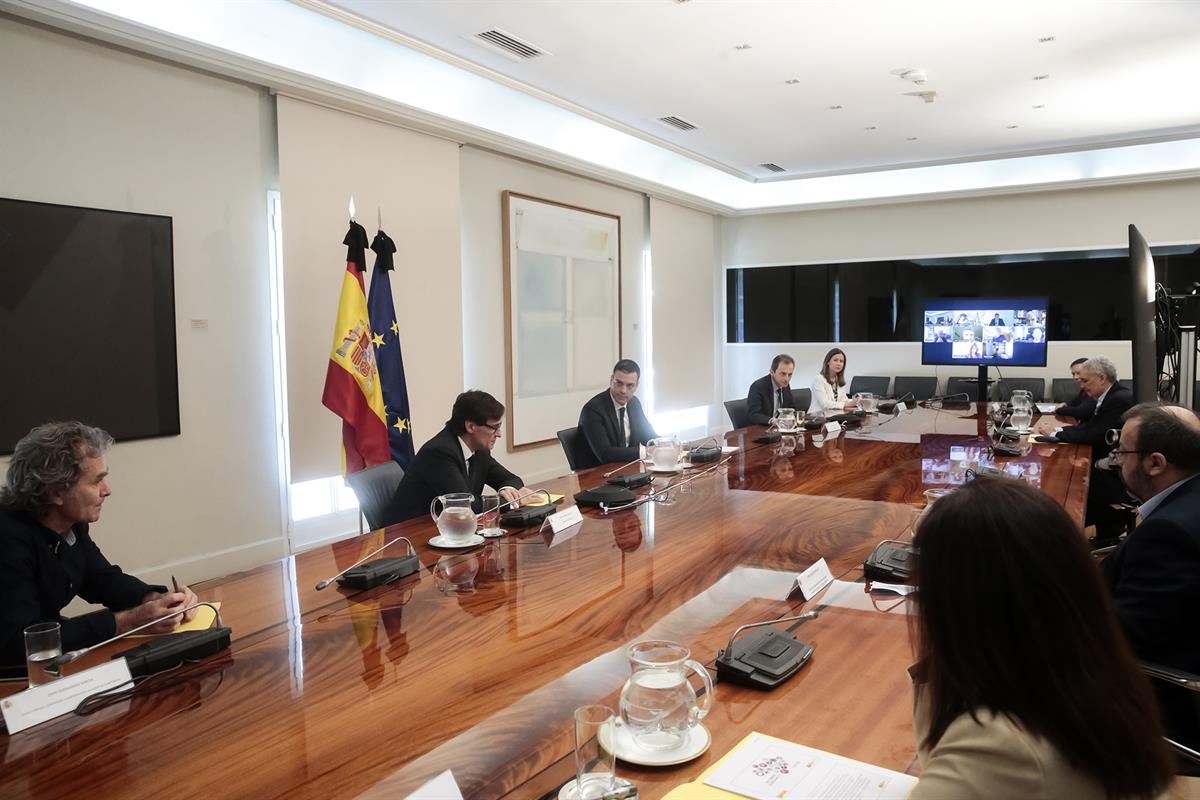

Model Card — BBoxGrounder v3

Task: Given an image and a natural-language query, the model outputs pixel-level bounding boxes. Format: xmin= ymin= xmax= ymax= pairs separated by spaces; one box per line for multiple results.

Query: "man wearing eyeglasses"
xmin=385 ymin=390 xmax=524 ymax=523
xmin=574 ymin=359 xmax=658 ymax=470
xmin=1103 ymin=402 xmax=1200 ymax=752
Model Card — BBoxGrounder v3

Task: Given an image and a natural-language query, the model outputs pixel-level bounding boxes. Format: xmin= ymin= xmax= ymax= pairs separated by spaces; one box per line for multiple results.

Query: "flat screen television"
xmin=921 ymin=297 xmax=1048 ymax=367
xmin=0 ymin=197 xmax=179 ymax=454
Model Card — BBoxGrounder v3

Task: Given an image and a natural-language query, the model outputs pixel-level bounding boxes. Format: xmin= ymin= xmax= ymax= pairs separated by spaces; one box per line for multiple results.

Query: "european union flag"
xmin=367 ymin=229 xmax=415 ymax=469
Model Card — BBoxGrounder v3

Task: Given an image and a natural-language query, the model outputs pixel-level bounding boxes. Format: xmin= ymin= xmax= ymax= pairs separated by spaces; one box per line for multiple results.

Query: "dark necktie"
xmin=619 ymin=406 xmax=627 ymax=446
xmin=465 ymin=453 xmax=475 ymax=477
xmin=776 ymin=387 xmax=783 ymax=409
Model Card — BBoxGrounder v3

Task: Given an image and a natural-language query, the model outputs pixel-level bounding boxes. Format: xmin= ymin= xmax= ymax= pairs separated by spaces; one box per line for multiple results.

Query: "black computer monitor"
xmin=921 ymin=298 xmax=1048 ymax=367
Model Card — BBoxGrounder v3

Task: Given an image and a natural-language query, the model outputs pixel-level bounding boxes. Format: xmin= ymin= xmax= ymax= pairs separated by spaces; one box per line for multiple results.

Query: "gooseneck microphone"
xmin=918 ymin=392 xmax=971 ymax=406
xmin=491 ymin=488 xmax=553 ymax=513
xmin=603 ymin=458 xmax=645 ymax=479
xmin=316 ymin=537 xmax=415 ymax=590
xmin=49 ymin=600 xmax=225 ymax=673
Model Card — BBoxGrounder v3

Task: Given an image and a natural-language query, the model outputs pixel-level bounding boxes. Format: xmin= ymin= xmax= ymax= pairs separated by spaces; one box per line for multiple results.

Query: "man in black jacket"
xmin=1103 ymin=402 xmax=1200 ymax=750
xmin=574 ymin=359 xmax=658 ymax=470
xmin=1040 ymin=356 xmax=1135 ymax=544
xmin=0 ymin=423 xmax=197 ymax=670
xmin=745 ymin=354 xmax=796 ymax=426
xmin=1053 ymin=357 xmax=1096 ymax=420
xmin=386 ymin=390 xmax=525 ymax=523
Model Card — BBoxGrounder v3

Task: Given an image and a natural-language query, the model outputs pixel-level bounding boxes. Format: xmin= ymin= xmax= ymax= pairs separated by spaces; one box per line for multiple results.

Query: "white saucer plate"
xmin=428 ymin=533 xmax=485 ymax=549
xmin=648 ymin=464 xmax=683 ymax=474
xmin=558 ymin=776 xmax=635 ymax=800
xmin=601 ymin=719 xmax=711 ymax=766
xmin=478 ymin=528 xmax=506 ymax=539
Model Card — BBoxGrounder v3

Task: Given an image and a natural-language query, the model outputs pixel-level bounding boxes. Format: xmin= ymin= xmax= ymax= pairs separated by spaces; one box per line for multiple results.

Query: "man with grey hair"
xmin=1104 ymin=402 xmax=1200 ymax=751
xmin=1038 ymin=355 xmax=1135 ymax=544
xmin=0 ymin=422 xmax=198 ymax=671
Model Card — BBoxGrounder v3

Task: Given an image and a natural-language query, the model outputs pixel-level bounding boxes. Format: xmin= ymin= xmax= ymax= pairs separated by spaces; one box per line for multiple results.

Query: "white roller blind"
xmin=277 ymin=96 xmax=464 ymax=482
xmin=649 ymin=198 xmax=717 ymax=411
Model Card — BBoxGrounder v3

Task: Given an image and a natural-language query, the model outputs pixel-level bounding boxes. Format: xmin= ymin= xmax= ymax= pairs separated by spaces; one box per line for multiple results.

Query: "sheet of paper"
xmin=1 ymin=659 xmax=133 ymax=735
xmin=1036 ymin=403 xmax=1058 ymax=414
xmin=407 ymin=769 xmax=464 ymax=800
xmin=522 ymin=493 xmax=563 ymax=506
xmin=128 ymin=602 xmax=221 ymax=637
xmin=702 ymin=732 xmax=917 ymax=800
xmin=791 ymin=557 xmax=834 ymax=600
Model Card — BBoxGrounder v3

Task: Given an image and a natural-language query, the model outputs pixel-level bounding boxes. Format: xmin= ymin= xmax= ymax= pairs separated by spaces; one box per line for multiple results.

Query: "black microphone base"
xmin=716 ymin=628 xmax=814 ymax=690
xmin=607 ymin=471 xmax=653 ymax=488
xmin=499 ymin=504 xmax=557 ymax=528
xmin=337 ymin=555 xmax=421 ymax=589
xmin=114 ymin=627 xmax=232 ymax=678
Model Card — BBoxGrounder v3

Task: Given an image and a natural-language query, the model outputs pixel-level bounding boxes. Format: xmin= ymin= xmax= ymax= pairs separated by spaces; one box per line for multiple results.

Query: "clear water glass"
xmin=572 ymin=705 xmax=617 ymax=799
xmin=25 ymin=622 xmax=61 ymax=687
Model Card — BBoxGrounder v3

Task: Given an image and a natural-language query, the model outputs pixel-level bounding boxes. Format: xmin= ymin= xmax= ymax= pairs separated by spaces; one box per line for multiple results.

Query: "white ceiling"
xmin=329 ymin=0 xmax=1200 ymax=180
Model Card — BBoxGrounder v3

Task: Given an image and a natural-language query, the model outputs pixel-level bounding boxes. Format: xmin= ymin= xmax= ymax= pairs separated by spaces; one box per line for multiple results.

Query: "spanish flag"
xmin=321 ymin=220 xmax=389 ymax=474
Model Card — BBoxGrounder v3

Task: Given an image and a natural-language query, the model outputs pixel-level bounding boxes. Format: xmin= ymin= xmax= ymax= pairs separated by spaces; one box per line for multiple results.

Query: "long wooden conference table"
xmin=0 ymin=404 xmax=1091 ymax=798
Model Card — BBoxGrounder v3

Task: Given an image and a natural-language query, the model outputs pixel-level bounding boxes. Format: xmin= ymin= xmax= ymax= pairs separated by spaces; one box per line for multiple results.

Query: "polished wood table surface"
xmin=0 ymin=405 xmax=1091 ymax=799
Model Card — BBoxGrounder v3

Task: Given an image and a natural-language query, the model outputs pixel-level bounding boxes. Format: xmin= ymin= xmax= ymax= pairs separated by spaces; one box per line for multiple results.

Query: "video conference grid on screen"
xmin=921 ymin=299 xmax=1048 ymax=367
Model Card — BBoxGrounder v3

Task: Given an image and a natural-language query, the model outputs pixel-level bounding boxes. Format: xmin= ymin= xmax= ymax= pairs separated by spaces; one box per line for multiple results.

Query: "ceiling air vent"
xmin=759 ymin=162 xmax=786 ymax=173
xmin=657 ymin=115 xmax=699 ymax=132
xmin=473 ymin=29 xmax=546 ymax=60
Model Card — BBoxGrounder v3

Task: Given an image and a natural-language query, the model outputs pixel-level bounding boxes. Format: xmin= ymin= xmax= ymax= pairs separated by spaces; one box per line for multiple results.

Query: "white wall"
xmin=276 ymin=97 xmax=464 ymax=482
xmin=459 ymin=147 xmax=648 ymax=482
xmin=0 ymin=18 xmax=285 ymax=583
xmin=720 ymin=179 xmax=1200 ymax=412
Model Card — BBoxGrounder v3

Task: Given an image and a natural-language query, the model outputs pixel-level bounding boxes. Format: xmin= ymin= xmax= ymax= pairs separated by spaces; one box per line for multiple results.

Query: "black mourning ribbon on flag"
xmin=344 ymin=220 xmax=369 ymax=272
xmin=371 ymin=229 xmax=397 ymax=272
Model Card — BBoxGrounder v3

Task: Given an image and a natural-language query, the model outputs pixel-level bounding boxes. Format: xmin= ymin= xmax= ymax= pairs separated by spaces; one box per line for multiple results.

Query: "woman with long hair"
xmin=808 ymin=347 xmax=856 ymax=415
xmin=908 ymin=477 xmax=1172 ymax=798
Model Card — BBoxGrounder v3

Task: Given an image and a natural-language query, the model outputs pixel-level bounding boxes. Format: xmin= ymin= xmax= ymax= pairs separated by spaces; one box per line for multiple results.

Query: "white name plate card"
xmin=823 ymin=421 xmax=842 ymax=436
xmin=547 ymin=504 xmax=583 ymax=535
xmin=1 ymin=658 xmax=132 ymax=734
xmin=791 ymin=557 xmax=835 ymax=601
xmin=895 ymin=402 xmax=908 ymax=414
xmin=408 ymin=769 xmax=464 ymax=800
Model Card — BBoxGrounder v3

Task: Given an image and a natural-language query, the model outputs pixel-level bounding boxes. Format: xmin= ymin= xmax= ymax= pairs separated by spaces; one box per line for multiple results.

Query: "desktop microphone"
xmin=602 ymin=458 xmax=644 ymax=479
xmin=877 ymin=392 xmax=915 ymax=414
xmin=315 ymin=537 xmax=418 ymax=590
xmin=918 ymin=392 xmax=971 ymax=406
xmin=494 ymin=489 xmax=559 ymax=527
xmin=716 ymin=612 xmax=819 ymax=689
xmin=49 ymin=601 xmax=228 ymax=676
xmin=685 ymin=436 xmax=723 ymax=464
xmin=602 ymin=457 xmax=653 ymax=488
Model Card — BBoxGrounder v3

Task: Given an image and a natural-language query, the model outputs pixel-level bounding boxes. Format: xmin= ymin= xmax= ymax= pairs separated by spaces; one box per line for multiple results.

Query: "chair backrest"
xmin=345 ymin=461 xmax=405 ymax=531
xmin=557 ymin=427 xmax=580 ymax=472
xmin=793 ymin=387 xmax=812 ymax=412
xmin=1142 ymin=663 xmax=1200 ymax=771
xmin=994 ymin=377 xmax=1045 ymax=402
xmin=893 ymin=376 xmax=937 ymax=401
xmin=1051 ymin=378 xmax=1079 ymax=404
xmin=724 ymin=398 xmax=750 ymax=429
xmin=1118 ymin=378 xmax=1134 ymax=395
xmin=946 ymin=376 xmax=980 ymax=399
xmin=848 ymin=376 xmax=890 ymax=397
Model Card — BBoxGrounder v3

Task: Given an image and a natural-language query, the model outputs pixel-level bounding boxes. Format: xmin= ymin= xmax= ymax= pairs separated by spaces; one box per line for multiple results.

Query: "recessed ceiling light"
xmin=1032 ymin=104 xmax=1046 ymax=109
xmin=864 ymin=126 xmax=878 ymax=131
xmin=1033 ymin=74 xmax=1050 ymax=81
xmin=1006 ymin=124 xmax=1020 ymax=129
xmin=906 ymin=137 xmax=918 ymax=141
xmin=1038 ymin=35 xmax=1056 ymax=43
xmin=785 ymin=78 xmax=800 ymax=85
xmin=734 ymin=44 xmax=752 ymax=50
xmin=828 ymin=104 xmax=843 ymax=110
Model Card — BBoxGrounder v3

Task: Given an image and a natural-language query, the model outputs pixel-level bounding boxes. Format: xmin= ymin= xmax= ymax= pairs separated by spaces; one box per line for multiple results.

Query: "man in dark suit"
xmin=386 ymin=390 xmax=524 ymax=523
xmin=1 ymin=422 xmax=198 ymax=670
xmin=574 ymin=359 xmax=658 ymax=470
xmin=745 ymin=354 xmax=796 ymax=426
xmin=1040 ymin=356 xmax=1135 ymax=544
xmin=1103 ymin=402 xmax=1200 ymax=750
xmin=1053 ymin=357 xmax=1096 ymax=420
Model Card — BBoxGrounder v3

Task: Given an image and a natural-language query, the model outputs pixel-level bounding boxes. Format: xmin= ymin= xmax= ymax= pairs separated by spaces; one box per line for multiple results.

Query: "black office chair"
xmin=1118 ymin=378 xmax=1134 ymax=394
xmin=1142 ymin=662 xmax=1200 ymax=773
xmin=1051 ymin=378 xmax=1078 ymax=404
xmin=946 ymin=376 xmax=980 ymax=399
xmin=345 ymin=461 xmax=405 ymax=533
xmin=557 ymin=427 xmax=580 ymax=472
xmin=724 ymin=398 xmax=750 ymax=429
xmin=848 ymin=376 xmax=890 ymax=397
xmin=893 ymin=376 xmax=937 ymax=401
xmin=993 ymin=378 xmax=1045 ymax=402
xmin=793 ymin=387 xmax=812 ymax=412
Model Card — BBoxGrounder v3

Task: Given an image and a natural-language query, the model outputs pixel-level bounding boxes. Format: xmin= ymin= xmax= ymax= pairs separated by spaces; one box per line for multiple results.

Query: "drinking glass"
xmin=25 ymin=622 xmax=61 ymax=687
xmin=570 ymin=705 xmax=618 ymax=799
xmin=478 ymin=494 xmax=503 ymax=538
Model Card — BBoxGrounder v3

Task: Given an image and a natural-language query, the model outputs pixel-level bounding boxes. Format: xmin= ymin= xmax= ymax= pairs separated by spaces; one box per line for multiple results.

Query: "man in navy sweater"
xmin=0 ymin=422 xmax=197 ymax=670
